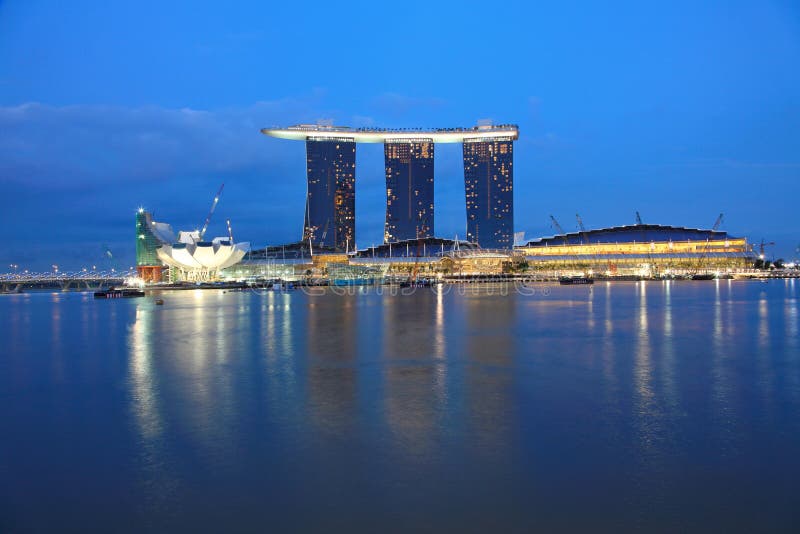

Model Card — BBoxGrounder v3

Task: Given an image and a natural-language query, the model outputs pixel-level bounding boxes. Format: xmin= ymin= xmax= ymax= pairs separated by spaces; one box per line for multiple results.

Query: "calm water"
xmin=1 ymin=281 xmax=799 ymax=532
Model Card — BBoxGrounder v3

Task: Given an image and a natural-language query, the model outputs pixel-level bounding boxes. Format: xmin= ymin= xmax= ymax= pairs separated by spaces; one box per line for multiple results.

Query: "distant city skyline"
xmin=0 ymin=1 xmax=798 ymax=268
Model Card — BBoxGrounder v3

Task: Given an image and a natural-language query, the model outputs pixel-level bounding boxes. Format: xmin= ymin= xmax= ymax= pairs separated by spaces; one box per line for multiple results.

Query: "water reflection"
xmin=758 ymin=291 xmax=770 ymax=349
xmin=785 ymin=281 xmax=799 ymax=406
xmin=756 ymin=289 xmax=775 ymax=415
xmin=634 ymin=281 xmax=656 ymax=460
xmin=635 ymin=282 xmax=652 ymax=405
xmin=464 ymin=292 xmax=516 ymax=457
xmin=382 ymin=293 xmax=443 ymax=456
xmin=5 ymin=282 xmax=800 ymax=530
xmin=306 ymin=295 xmax=357 ymax=438
xmin=434 ymin=286 xmax=446 ymax=360
xmin=660 ymin=281 xmax=677 ymax=411
xmin=601 ymin=283 xmax=618 ymax=408
xmin=710 ymin=279 xmax=736 ymax=458
xmin=129 ymin=307 xmax=162 ymax=441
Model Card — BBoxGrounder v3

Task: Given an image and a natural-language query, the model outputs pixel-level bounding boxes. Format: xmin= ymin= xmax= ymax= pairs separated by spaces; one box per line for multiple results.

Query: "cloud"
xmin=0 ymin=97 xmax=337 ymax=268
xmin=369 ymin=92 xmax=447 ymax=116
xmin=0 ymin=97 xmax=329 ymax=189
xmin=351 ymin=115 xmax=376 ymax=127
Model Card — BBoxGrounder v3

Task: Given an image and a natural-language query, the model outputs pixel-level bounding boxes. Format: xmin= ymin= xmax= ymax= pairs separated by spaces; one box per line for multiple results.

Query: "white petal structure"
xmin=157 ymin=238 xmax=249 ymax=276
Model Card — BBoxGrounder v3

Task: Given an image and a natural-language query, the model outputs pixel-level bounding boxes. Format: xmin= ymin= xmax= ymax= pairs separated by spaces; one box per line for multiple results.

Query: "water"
xmin=1 ymin=280 xmax=799 ymax=532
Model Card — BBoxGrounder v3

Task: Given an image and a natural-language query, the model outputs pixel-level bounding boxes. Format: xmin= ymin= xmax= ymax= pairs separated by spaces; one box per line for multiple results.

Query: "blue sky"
xmin=1 ymin=0 xmax=799 ymax=269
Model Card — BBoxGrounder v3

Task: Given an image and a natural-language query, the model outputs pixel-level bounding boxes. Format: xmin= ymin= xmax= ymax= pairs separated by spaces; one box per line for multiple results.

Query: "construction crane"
xmin=549 ymin=215 xmax=565 ymax=235
xmin=226 ymin=219 xmax=234 ymax=242
xmin=549 ymin=215 xmax=583 ymax=272
xmin=757 ymin=239 xmax=775 ymax=259
xmin=101 ymin=244 xmax=115 ymax=270
xmin=635 ymin=211 xmax=643 ymax=226
xmin=575 ymin=213 xmax=586 ymax=233
xmin=712 ymin=213 xmax=724 ymax=231
xmin=199 ymin=183 xmax=224 ymax=240
xmin=575 ymin=213 xmax=598 ymax=270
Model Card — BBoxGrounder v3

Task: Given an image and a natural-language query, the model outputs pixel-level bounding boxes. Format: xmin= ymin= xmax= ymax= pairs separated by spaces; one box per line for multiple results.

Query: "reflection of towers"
xmin=381 ymin=293 xmax=443 ymax=454
xmin=384 ymin=139 xmax=434 ymax=242
xmin=306 ymin=297 xmax=358 ymax=434
xmin=304 ymin=139 xmax=356 ymax=250
xmin=463 ymin=138 xmax=514 ymax=249
xmin=463 ymin=293 xmax=516 ymax=451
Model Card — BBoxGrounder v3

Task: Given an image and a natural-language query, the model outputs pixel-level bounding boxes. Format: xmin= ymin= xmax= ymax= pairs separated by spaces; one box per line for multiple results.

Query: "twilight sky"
xmin=1 ymin=0 xmax=799 ymax=269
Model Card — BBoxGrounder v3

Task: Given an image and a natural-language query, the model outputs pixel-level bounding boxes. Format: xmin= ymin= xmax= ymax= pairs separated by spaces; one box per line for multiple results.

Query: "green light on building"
xmin=135 ymin=209 xmax=162 ymax=267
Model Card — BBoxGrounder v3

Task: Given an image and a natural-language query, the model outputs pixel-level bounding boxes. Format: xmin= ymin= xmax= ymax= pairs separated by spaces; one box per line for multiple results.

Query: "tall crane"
xmin=550 ymin=215 xmax=581 ymax=271
xmin=226 ymin=219 xmax=234 ymax=242
xmin=635 ymin=211 xmax=643 ymax=226
xmin=199 ymin=183 xmax=224 ymax=240
xmin=712 ymin=213 xmax=724 ymax=231
xmin=757 ymin=239 xmax=775 ymax=259
xmin=549 ymin=215 xmax=565 ymax=235
xmin=575 ymin=213 xmax=586 ymax=233
xmin=575 ymin=213 xmax=598 ymax=270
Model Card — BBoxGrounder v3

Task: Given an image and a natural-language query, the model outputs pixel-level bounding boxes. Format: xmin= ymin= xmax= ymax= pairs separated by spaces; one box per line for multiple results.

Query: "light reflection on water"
xmin=1 ymin=281 xmax=800 ymax=531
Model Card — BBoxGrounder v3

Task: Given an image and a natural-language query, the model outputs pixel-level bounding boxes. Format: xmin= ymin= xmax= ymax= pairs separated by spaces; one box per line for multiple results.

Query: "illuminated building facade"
xmin=304 ymin=139 xmax=356 ymax=251
xmin=518 ymin=224 xmax=756 ymax=274
xmin=463 ymin=138 xmax=514 ymax=249
xmin=384 ymin=139 xmax=434 ymax=242
xmin=135 ymin=209 xmax=169 ymax=282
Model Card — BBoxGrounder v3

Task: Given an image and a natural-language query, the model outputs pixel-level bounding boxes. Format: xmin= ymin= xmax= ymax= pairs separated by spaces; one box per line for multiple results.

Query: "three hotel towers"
xmin=261 ymin=123 xmax=518 ymax=250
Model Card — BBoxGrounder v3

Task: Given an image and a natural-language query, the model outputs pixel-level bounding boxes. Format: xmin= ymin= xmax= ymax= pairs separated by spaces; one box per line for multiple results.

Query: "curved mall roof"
xmin=521 ymin=224 xmax=742 ymax=247
xmin=261 ymin=124 xmax=519 ymax=143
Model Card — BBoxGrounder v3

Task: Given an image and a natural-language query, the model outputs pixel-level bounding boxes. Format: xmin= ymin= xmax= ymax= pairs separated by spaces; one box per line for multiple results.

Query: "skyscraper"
xmin=463 ymin=138 xmax=514 ymax=249
xmin=135 ymin=208 xmax=170 ymax=282
xmin=384 ymin=139 xmax=434 ymax=242
xmin=304 ymin=138 xmax=356 ymax=250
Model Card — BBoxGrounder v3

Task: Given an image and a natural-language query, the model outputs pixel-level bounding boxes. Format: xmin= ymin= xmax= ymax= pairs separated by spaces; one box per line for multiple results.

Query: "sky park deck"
xmin=260 ymin=123 xmax=519 ymax=143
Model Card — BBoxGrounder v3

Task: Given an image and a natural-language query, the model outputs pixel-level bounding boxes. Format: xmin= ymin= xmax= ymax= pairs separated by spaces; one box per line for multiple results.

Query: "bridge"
xmin=0 ymin=269 xmax=136 ymax=293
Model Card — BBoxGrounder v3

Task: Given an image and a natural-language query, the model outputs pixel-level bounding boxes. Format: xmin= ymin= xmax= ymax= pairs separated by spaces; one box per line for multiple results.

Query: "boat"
xmin=271 ymin=282 xmax=298 ymax=291
xmin=399 ymin=278 xmax=434 ymax=288
xmin=559 ymin=276 xmax=594 ymax=285
xmin=690 ymin=274 xmax=715 ymax=281
xmin=94 ymin=288 xmax=145 ymax=299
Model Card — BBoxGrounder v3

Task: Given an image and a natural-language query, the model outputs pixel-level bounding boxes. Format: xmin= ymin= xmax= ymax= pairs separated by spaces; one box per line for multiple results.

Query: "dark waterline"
xmin=1 ymin=281 xmax=799 ymax=532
